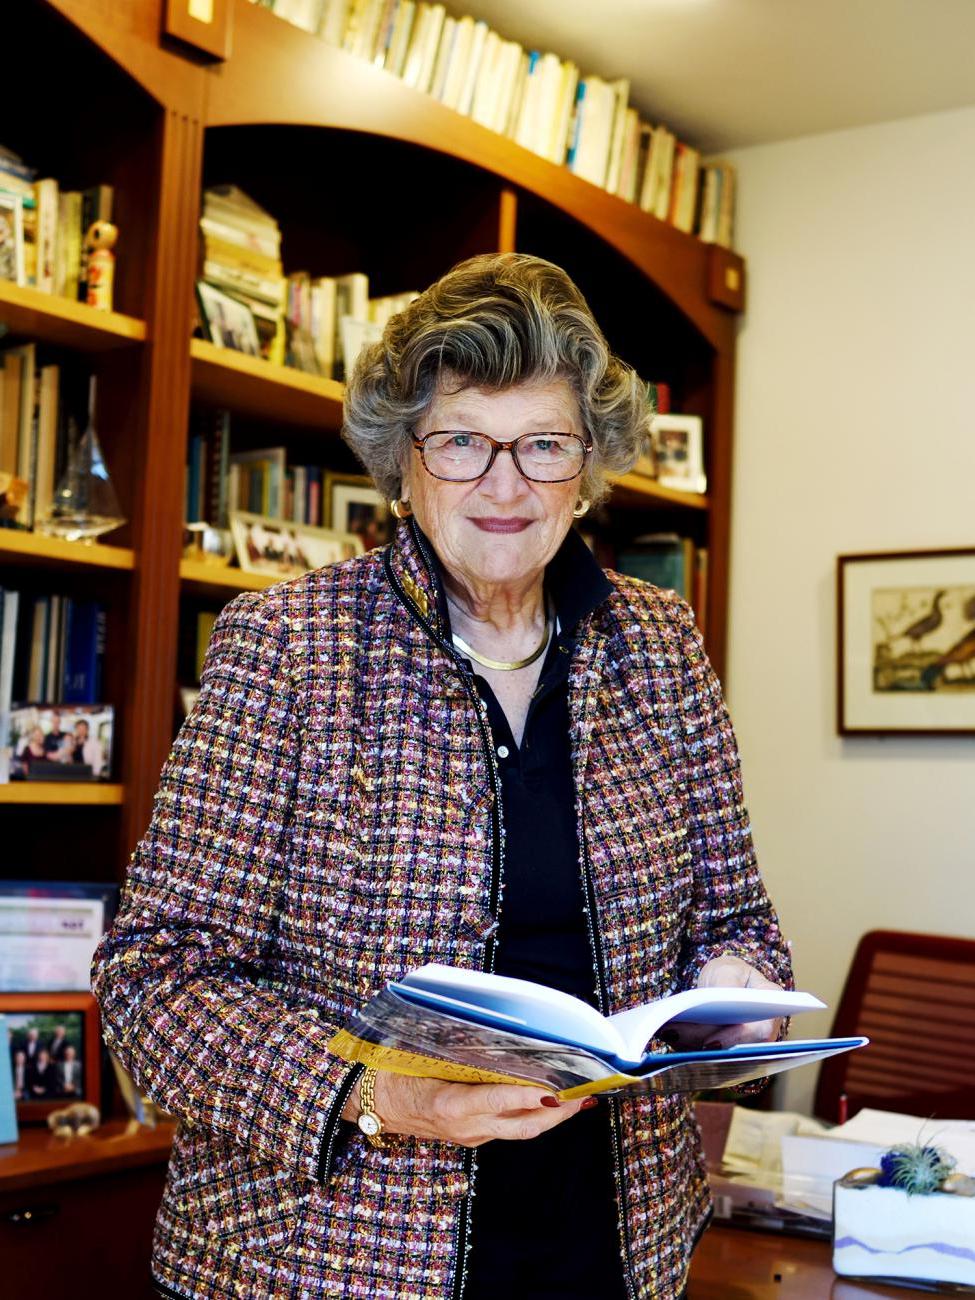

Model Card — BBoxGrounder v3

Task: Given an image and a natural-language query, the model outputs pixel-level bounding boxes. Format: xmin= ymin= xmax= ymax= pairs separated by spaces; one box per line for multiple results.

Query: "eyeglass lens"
xmin=420 ymin=431 xmax=587 ymax=482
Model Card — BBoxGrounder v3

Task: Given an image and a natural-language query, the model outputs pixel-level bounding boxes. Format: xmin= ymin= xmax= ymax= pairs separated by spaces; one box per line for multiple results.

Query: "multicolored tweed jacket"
xmin=93 ymin=518 xmax=792 ymax=1300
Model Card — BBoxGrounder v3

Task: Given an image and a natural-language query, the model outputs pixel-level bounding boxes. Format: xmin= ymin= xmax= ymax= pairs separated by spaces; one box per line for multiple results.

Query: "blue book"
xmin=0 ymin=1015 xmax=19 ymax=1145
xmin=62 ymin=599 xmax=103 ymax=703
xmin=330 ymin=963 xmax=868 ymax=1099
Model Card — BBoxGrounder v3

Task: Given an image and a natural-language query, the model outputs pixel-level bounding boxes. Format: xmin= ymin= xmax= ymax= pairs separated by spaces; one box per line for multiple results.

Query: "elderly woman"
xmin=93 ymin=252 xmax=792 ymax=1300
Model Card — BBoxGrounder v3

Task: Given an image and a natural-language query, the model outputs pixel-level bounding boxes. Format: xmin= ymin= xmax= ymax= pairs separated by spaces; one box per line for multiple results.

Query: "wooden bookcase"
xmin=4 ymin=0 xmax=744 ymax=887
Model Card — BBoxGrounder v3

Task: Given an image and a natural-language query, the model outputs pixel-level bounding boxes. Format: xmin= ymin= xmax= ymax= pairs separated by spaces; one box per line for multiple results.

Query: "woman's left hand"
xmin=660 ymin=955 xmax=786 ymax=1050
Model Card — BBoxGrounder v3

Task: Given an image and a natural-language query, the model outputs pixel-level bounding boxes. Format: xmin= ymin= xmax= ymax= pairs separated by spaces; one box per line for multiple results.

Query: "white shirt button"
xmin=496 ymin=745 xmax=510 ymax=759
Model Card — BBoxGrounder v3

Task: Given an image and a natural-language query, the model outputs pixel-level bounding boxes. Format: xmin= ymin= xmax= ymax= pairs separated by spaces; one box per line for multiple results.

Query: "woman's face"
xmin=403 ymin=378 xmax=585 ymax=592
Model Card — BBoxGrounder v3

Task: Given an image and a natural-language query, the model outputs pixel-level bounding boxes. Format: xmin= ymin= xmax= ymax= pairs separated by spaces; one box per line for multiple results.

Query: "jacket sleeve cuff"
xmin=317 ymin=1062 xmax=364 ymax=1184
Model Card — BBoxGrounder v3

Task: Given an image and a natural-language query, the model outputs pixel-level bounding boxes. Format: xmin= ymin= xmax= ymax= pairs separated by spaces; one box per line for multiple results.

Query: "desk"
xmin=0 ymin=1119 xmax=174 ymax=1296
xmin=688 ymin=1223 xmax=952 ymax=1299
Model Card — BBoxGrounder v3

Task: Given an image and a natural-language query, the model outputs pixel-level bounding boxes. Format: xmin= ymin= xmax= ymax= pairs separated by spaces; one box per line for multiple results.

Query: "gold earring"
xmin=572 ymin=499 xmax=591 ymax=518
xmin=390 ymin=499 xmax=412 ymax=520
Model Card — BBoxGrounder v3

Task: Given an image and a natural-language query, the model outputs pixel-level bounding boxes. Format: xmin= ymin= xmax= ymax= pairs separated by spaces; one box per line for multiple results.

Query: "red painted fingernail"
xmin=580 ymin=1097 xmax=599 ymax=1110
xmin=540 ymin=1095 xmax=561 ymax=1108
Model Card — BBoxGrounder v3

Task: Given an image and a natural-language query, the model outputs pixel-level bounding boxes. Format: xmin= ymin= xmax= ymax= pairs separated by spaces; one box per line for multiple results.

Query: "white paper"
xmin=0 ymin=897 xmax=104 ymax=991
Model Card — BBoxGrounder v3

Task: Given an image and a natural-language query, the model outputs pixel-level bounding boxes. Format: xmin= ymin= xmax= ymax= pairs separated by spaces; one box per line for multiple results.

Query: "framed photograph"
xmin=838 ymin=548 xmax=975 ymax=735
xmin=0 ymin=191 xmax=25 ymax=286
xmin=230 ymin=510 xmax=363 ymax=578
xmin=651 ymin=414 xmax=707 ymax=494
xmin=196 ymin=281 xmax=261 ymax=356
xmin=3 ymin=992 xmax=101 ymax=1123
xmin=0 ymin=880 xmax=119 ymax=993
xmin=324 ymin=472 xmax=391 ymax=551
xmin=7 ymin=703 xmax=114 ymax=781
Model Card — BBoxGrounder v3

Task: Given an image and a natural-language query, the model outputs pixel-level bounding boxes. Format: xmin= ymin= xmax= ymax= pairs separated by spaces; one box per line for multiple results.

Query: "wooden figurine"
xmin=83 ymin=219 xmax=118 ymax=311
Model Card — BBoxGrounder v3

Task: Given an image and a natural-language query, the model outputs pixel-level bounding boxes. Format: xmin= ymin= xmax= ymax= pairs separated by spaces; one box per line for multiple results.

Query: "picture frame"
xmin=196 ymin=281 xmax=261 ymax=356
xmin=837 ymin=547 xmax=975 ymax=736
xmin=324 ymin=472 xmax=392 ymax=551
xmin=230 ymin=510 xmax=363 ymax=579
xmin=0 ymin=191 xmax=25 ymax=286
xmin=3 ymin=992 xmax=101 ymax=1123
xmin=7 ymin=703 xmax=114 ymax=782
xmin=651 ymin=414 xmax=707 ymax=494
xmin=0 ymin=880 xmax=119 ymax=993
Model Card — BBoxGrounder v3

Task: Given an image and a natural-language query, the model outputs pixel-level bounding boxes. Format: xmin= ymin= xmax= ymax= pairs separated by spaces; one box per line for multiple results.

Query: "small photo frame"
xmin=0 ymin=880 xmax=119 ymax=993
xmin=0 ymin=192 xmax=25 ymax=286
xmin=324 ymin=472 xmax=391 ymax=551
xmin=230 ymin=510 xmax=363 ymax=578
xmin=3 ymin=992 xmax=101 ymax=1123
xmin=196 ymin=281 xmax=261 ymax=356
xmin=651 ymin=414 xmax=706 ymax=494
xmin=838 ymin=547 xmax=975 ymax=736
xmin=8 ymin=704 xmax=114 ymax=781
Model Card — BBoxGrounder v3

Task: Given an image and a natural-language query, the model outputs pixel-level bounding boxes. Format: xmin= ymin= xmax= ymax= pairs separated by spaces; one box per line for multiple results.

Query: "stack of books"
xmin=248 ymin=2 xmax=737 ymax=248
xmin=199 ymin=186 xmax=287 ymax=361
xmin=0 ymin=144 xmax=114 ymax=300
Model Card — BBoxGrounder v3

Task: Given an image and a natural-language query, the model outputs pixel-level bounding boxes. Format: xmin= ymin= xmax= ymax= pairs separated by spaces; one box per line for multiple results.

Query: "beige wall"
xmin=723 ymin=107 xmax=975 ymax=1113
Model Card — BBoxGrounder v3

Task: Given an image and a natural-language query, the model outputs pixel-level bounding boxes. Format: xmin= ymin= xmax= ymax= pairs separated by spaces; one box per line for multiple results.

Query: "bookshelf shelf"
xmin=0 ymin=281 xmax=146 ymax=352
xmin=0 ymin=530 xmax=135 ymax=572
xmin=179 ymin=558 xmax=281 ymax=596
xmin=608 ymin=474 xmax=711 ymax=512
xmin=190 ymin=339 xmax=345 ymax=427
xmin=0 ymin=782 xmax=124 ymax=806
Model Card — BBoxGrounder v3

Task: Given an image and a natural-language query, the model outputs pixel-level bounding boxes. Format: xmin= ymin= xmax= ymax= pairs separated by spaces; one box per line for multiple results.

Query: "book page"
xmin=608 ymin=987 xmax=825 ymax=1064
xmin=341 ymin=986 xmax=622 ymax=1091
xmin=397 ymin=964 xmax=624 ymax=1056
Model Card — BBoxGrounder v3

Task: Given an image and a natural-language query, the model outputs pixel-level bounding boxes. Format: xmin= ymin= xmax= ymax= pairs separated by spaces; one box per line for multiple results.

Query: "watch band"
xmin=356 ymin=1067 xmax=385 ymax=1148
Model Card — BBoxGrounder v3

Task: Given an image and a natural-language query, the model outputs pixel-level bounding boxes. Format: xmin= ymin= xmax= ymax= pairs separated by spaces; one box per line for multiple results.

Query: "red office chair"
xmin=814 ymin=929 xmax=975 ymax=1123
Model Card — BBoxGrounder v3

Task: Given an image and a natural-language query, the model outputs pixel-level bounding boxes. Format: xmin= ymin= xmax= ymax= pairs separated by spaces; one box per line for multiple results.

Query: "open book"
xmin=328 ymin=964 xmax=868 ymax=1100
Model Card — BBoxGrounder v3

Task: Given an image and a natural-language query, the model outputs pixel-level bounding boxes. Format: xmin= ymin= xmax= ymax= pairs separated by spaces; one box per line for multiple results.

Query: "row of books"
xmin=185 ymin=415 xmax=333 ymax=529
xmin=0 ymin=346 xmax=89 ymax=532
xmin=250 ymin=1 xmax=736 ymax=246
xmin=0 ymin=143 xmax=114 ymax=299
xmin=0 ymin=587 xmax=106 ymax=727
xmin=604 ymin=533 xmax=709 ymax=636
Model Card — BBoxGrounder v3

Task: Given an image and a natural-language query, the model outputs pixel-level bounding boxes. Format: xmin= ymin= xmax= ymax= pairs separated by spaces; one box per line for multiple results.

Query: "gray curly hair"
xmin=342 ymin=253 xmax=651 ymax=506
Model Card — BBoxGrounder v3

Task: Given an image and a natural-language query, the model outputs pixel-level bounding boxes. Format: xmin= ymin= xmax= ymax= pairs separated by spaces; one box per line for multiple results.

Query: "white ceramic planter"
xmin=833 ymin=1182 xmax=975 ymax=1287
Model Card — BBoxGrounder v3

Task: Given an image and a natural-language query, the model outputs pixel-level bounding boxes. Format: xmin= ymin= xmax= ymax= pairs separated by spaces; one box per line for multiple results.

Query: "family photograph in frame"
xmin=8 ymin=703 xmax=114 ymax=781
xmin=3 ymin=992 xmax=101 ymax=1122
xmin=230 ymin=510 xmax=363 ymax=579
xmin=196 ymin=281 xmax=261 ymax=356
xmin=837 ymin=547 xmax=975 ymax=735
xmin=651 ymin=413 xmax=707 ymax=495
xmin=324 ymin=472 xmax=392 ymax=551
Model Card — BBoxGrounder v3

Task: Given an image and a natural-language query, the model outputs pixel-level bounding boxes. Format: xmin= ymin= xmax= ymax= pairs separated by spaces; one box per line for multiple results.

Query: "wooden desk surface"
xmin=689 ymin=1223 xmax=952 ymax=1299
xmin=0 ymin=1118 xmax=175 ymax=1193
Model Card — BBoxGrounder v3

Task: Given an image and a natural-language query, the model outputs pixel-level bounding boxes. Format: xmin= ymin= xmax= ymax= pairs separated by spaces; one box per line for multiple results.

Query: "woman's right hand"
xmin=344 ymin=1071 xmax=594 ymax=1147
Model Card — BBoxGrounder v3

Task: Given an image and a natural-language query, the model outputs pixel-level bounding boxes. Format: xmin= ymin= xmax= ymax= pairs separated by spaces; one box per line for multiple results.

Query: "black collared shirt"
xmin=428 ymin=528 xmax=628 ymax=1299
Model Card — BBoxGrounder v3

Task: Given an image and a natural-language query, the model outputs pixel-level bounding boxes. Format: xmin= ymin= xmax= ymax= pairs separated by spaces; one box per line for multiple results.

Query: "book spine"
xmin=34 ymin=178 xmax=59 ymax=295
xmin=0 ymin=587 xmax=19 ymax=781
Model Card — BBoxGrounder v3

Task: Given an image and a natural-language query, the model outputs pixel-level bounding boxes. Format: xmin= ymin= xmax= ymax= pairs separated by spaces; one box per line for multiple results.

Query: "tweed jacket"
xmin=93 ymin=518 xmax=792 ymax=1300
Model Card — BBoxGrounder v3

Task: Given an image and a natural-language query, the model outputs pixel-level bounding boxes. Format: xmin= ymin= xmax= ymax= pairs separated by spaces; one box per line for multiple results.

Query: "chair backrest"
xmin=813 ymin=929 xmax=975 ymax=1123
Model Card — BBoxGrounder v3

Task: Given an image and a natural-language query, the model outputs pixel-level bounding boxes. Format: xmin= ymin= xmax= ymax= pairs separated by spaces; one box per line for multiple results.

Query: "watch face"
xmin=357 ymin=1112 xmax=381 ymax=1138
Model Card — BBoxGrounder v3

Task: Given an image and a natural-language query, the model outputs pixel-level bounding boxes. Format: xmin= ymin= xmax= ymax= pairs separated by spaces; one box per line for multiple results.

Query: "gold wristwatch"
xmin=355 ymin=1067 xmax=385 ymax=1148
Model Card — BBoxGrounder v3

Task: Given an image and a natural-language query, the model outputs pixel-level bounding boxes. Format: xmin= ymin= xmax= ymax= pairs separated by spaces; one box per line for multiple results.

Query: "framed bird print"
xmin=837 ymin=548 xmax=975 ymax=735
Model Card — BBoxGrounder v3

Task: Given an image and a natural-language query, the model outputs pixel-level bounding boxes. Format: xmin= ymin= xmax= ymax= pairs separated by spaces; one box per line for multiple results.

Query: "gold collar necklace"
xmin=451 ymin=610 xmax=552 ymax=672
